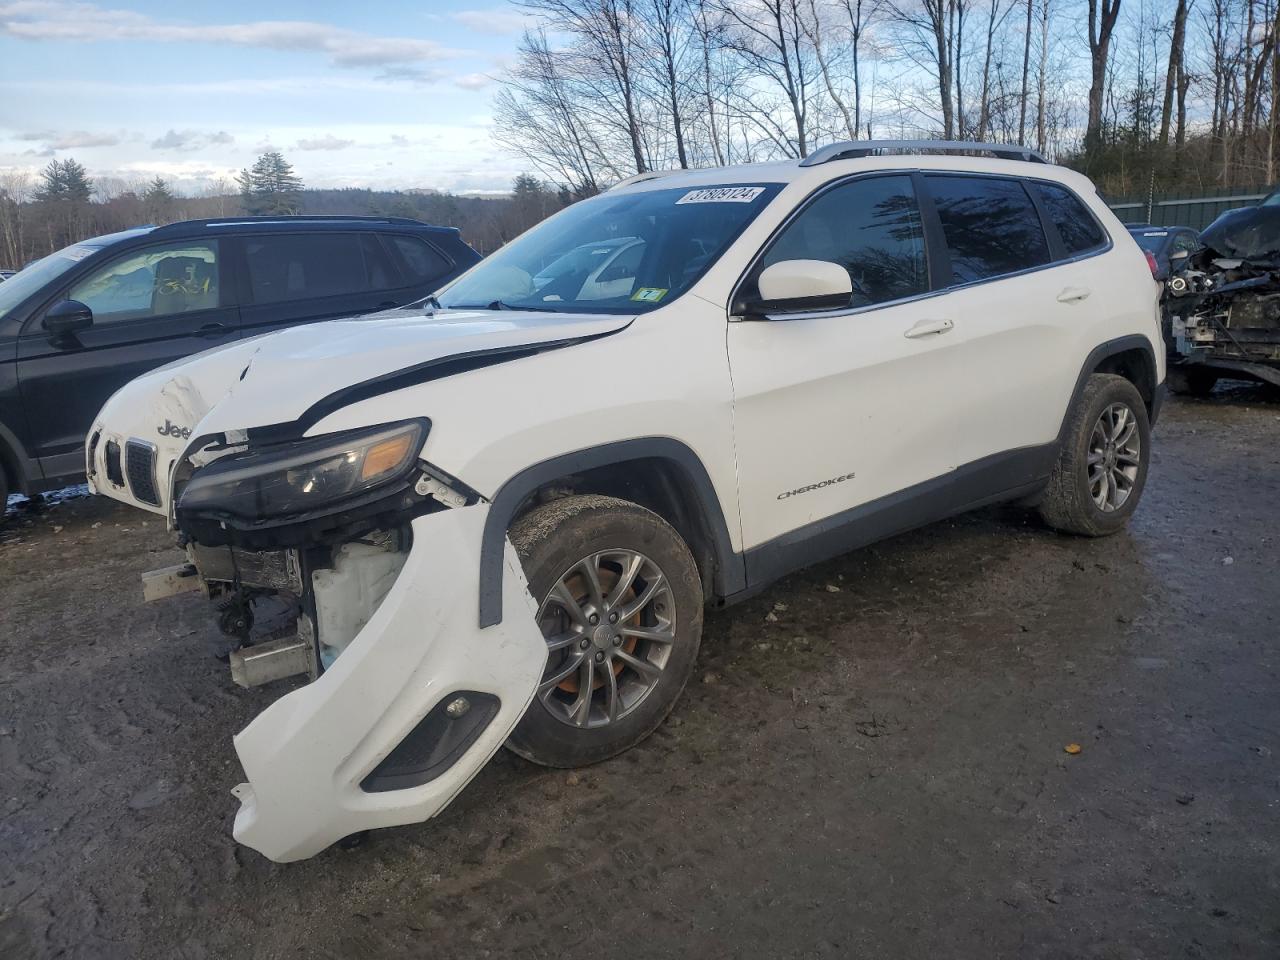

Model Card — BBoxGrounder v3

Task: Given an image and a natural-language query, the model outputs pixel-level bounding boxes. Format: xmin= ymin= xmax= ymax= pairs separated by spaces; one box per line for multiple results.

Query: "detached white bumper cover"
xmin=231 ymin=505 xmax=546 ymax=862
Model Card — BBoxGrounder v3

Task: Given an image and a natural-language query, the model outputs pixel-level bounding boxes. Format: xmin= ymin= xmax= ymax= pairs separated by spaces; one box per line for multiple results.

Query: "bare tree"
xmin=718 ymin=0 xmax=818 ymax=156
xmin=1160 ymin=0 xmax=1191 ymax=147
xmin=1085 ymin=0 xmax=1123 ymax=153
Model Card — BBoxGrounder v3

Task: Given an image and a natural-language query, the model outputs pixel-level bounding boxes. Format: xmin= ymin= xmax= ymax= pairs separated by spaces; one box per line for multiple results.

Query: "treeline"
xmin=495 ymin=0 xmax=1280 ymax=196
xmin=0 ymin=158 xmax=566 ymax=269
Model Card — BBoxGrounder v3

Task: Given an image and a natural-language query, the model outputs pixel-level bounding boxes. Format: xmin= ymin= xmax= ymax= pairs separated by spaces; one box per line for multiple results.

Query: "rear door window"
xmin=926 ymin=175 xmax=1050 ymax=284
xmin=1034 ymin=182 xmax=1108 ymax=255
xmin=245 ymin=233 xmax=391 ymax=304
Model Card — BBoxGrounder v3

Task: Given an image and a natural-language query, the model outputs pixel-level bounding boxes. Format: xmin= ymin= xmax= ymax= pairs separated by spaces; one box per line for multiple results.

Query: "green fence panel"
xmin=1106 ymin=184 xmax=1276 ymax=231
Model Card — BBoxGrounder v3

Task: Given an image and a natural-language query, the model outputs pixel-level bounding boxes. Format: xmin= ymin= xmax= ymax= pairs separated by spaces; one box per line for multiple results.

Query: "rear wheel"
xmin=1038 ymin=373 xmax=1151 ymax=537
xmin=506 ymin=495 xmax=703 ymax=768
xmin=0 ymin=464 xmax=9 ymax=519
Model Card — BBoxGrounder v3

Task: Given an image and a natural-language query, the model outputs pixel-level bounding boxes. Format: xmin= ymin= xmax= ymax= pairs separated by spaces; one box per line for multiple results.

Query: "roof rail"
xmin=151 ymin=215 xmax=428 ymax=232
xmin=800 ymin=139 xmax=1047 ymax=166
xmin=608 ymin=170 xmax=681 ymax=191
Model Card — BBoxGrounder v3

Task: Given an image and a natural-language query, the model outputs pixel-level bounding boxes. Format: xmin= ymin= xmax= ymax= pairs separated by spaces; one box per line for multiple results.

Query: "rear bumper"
xmin=230 ymin=504 xmax=547 ymax=862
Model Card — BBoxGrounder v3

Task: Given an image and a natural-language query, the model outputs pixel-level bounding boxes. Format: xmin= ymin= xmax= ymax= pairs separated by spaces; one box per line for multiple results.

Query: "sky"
xmin=0 ymin=0 xmax=537 ymax=195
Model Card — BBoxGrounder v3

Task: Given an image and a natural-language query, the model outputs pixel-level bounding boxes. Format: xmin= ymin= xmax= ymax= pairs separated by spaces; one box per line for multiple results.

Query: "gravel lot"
xmin=2 ymin=389 xmax=1278 ymax=959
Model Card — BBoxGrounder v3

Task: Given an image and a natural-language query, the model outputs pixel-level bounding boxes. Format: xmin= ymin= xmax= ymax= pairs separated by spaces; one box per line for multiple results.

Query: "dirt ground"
xmin=2 ymin=389 xmax=1278 ymax=960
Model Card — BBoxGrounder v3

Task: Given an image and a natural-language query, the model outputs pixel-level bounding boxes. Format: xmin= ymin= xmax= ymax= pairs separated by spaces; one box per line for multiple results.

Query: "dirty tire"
xmin=1167 ymin=365 xmax=1219 ymax=397
xmin=1038 ymin=373 xmax=1151 ymax=537
xmin=506 ymin=495 xmax=703 ymax=768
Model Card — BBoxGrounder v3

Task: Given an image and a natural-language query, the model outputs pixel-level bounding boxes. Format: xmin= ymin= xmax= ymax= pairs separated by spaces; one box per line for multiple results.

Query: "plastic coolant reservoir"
xmin=312 ymin=538 xmax=410 ymax=669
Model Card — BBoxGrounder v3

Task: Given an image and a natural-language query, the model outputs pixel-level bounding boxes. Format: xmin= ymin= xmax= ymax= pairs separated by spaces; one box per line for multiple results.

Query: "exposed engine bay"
xmin=1164 ymin=204 xmax=1280 ymax=389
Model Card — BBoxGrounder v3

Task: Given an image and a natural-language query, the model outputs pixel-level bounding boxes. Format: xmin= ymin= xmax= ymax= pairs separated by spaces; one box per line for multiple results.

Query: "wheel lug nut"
xmin=613 ymin=636 xmax=622 ymax=646
xmin=589 ymin=614 xmax=599 ymax=625
xmin=594 ymin=651 xmax=605 ymax=663
xmin=580 ymin=638 xmax=590 ymax=649
xmin=608 ymin=612 xmax=618 ymax=624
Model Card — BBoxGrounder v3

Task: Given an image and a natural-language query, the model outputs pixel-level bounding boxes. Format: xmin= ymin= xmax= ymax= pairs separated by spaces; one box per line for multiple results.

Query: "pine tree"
xmin=143 ymin=176 xmax=175 ymax=223
xmin=34 ymin=158 xmax=94 ymax=250
xmin=34 ymin=159 xmax=93 ymax=204
xmin=237 ymin=151 xmax=303 ymax=215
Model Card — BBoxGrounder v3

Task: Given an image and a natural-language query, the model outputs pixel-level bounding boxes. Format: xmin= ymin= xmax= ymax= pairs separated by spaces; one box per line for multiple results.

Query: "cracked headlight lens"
xmin=178 ymin=420 xmax=426 ymax=523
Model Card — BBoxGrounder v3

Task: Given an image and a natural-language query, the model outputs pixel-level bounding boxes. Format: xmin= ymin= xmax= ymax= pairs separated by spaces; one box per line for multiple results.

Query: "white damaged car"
xmin=87 ymin=141 xmax=1164 ymax=861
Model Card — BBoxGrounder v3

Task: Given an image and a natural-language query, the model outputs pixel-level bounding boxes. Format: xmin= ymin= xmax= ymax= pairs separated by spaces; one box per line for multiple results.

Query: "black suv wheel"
xmin=506 ymin=495 xmax=703 ymax=767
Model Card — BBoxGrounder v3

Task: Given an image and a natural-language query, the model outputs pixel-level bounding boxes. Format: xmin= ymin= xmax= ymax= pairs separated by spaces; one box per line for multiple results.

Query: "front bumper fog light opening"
xmin=360 ymin=692 xmax=500 ymax=793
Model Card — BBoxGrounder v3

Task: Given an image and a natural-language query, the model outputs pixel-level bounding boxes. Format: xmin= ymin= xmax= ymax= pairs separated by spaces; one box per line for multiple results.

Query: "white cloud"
xmin=295 ymin=135 xmax=355 ymax=151
xmin=17 ymin=128 xmax=123 ymax=149
xmin=454 ymin=72 xmax=494 ymax=91
xmin=0 ymin=2 xmax=465 ymax=70
xmin=452 ymin=9 xmax=533 ymax=35
xmin=150 ymin=129 xmax=235 ymax=151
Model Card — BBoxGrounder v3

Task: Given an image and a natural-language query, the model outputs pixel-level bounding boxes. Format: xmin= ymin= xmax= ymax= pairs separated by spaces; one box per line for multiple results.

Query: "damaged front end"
xmin=1164 ymin=207 xmax=1280 ymax=388
xmin=126 ymin=417 xmax=547 ymax=862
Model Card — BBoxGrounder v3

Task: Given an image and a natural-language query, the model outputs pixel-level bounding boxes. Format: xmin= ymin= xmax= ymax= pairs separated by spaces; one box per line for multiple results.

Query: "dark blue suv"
xmin=0 ymin=216 xmax=480 ymax=506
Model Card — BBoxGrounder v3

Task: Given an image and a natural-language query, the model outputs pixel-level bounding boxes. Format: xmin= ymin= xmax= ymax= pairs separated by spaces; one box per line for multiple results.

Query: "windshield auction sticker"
xmin=676 ymin=186 xmax=766 ymax=204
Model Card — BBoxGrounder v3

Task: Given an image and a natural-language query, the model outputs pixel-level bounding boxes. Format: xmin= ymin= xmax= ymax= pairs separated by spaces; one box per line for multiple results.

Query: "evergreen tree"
xmin=34 ymin=158 xmax=94 ymax=250
xmin=237 ymin=151 xmax=303 ymax=215
xmin=34 ymin=159 xmax=93 ymax=204
xmin=143 ymin=176 xmax=175 ymax=223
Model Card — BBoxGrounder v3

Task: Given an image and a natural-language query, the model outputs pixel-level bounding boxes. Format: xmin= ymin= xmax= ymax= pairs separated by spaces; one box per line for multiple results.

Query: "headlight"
xmin=177 ymin=420 xmax=427 ymax=524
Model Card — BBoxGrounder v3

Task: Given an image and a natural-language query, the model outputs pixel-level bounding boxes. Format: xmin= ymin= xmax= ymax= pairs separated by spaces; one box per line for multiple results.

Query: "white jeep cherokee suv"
xmin=86 ymin=141 xmax=1163 ymax=861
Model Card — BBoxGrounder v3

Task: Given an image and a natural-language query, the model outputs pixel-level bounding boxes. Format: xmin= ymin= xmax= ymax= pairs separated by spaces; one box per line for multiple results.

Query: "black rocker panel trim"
xmin=479 ymin=437 xmax=743 ymax=628
xmin=741 ymin=443 xmax=1057 ymax=589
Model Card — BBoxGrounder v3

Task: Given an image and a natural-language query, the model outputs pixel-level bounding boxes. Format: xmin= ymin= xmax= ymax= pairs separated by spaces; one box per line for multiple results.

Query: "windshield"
xmin=440 ymin=183 xmax=783 ymax=313
xmin=0 ymin=243 xmax=101 ymax=321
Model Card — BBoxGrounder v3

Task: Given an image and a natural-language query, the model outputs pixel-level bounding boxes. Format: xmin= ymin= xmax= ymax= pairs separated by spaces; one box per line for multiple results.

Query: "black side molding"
xmin=479 ymin=437 xmax=743 ymax=628
xmin=741 ymin=443 xmax=1056 ymax=589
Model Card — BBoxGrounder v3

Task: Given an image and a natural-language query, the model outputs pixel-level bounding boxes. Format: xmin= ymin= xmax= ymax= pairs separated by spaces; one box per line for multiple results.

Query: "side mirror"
xmin=748 ymin=259 xmax=853 ymax=316
xmin=44 ymin=299 xmax=94 ymax=336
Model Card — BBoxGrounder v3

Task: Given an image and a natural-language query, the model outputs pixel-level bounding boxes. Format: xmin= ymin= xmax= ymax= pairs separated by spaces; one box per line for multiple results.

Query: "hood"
xmin=88 ymin=307 xmax=633 ymax=514
xmin=1199 ymin=205 xmax=1280 ymax=261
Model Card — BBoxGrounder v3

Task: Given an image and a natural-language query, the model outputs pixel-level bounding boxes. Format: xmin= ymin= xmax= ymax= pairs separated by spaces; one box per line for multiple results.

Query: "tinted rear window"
xmin=245 ymin=233 xmax=393 ymax=304
xmin=927 ymin=175 xmax=1050 ymax=283
xmin=1036 ymin=183 xmax=1107 ymax=254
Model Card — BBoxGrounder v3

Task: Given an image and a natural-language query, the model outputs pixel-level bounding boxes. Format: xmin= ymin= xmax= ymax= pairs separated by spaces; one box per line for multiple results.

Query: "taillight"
xmin=1144 ymin=250 xmax=1159 ymax=277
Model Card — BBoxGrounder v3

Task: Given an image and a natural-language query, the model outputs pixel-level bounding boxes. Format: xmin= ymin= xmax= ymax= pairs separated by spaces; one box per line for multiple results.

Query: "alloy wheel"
xmin=1088 ymin=401 xmax=1141 ymax=512
xmin=533 ymin=549 xmax=676 ymax=729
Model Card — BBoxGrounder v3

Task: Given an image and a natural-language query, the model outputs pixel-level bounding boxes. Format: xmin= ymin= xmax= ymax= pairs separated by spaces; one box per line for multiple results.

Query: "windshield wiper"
xmin=447 ymin=299 xmax=561 ymax=312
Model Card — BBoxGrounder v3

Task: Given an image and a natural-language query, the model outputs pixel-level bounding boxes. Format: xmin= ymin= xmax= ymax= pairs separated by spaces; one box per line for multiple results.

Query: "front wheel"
xmin=1038 ymin=373 xmax=1152 ymax=537
xmin=506 ymin=495 xmax=703 ymax=768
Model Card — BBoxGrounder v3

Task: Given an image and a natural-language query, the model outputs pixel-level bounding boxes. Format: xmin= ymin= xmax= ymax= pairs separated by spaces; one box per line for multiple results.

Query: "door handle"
xmin=196 ymin=323 xmax=231 ymax=339
xmin=1057 ymin=286 xmax=1092 ymax=303
xmin=904 ymin=318 xmax=954 ymax=339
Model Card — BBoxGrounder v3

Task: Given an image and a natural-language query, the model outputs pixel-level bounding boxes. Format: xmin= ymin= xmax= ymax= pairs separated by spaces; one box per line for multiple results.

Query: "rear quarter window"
xmin=1035 ymin=183 xmax=1108 ymax=254
xmin=387 ymin=235 xmax=452 ymax=285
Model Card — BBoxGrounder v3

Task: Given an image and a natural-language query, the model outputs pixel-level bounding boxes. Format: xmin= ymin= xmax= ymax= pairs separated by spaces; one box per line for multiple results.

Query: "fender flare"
xmin=0 ymin=418 xmax=35 ymax=495
xmin=1057 ymin=334 xmax=1161 ymax=442
xmin=478 ymin=438 xmax=744 ymax=628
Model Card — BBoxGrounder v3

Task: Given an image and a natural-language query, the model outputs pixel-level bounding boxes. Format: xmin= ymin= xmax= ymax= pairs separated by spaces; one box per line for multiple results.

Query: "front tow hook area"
xmin=228 ymin=504 xmax=547 ymax=862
